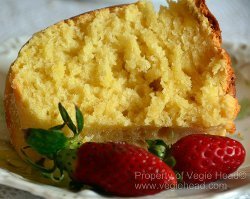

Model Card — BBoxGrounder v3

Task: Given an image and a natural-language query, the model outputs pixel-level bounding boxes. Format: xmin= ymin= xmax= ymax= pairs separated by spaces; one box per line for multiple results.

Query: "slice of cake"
xmin=4 ymin=0 xmax=239 ymax=159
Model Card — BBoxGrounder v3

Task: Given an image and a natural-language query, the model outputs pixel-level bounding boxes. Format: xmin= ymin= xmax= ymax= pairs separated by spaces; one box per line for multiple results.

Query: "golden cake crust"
xmin=195 ymin=0 xmax=237 ymax=99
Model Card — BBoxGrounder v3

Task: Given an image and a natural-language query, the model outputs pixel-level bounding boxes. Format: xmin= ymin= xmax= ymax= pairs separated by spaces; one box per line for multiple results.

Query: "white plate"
xmin=0 ymin=37 xmax=250 ymax=199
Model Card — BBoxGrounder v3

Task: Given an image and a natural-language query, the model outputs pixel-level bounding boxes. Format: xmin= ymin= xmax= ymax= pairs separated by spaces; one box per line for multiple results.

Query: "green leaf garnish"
xmin=58 ymin=103 xmax=77 ymax=134
xmin=23 ymin=103 xmax=86 ymax=183
xmin=26 ymin=128 xmax=68 ymax=158
xmin=75 ymin=105 xmax=84 ymax=133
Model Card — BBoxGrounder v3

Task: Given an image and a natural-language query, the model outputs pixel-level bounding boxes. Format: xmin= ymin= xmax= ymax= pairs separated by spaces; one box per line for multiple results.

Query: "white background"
xmin=0 ymin=0 xmax=250 ymax=44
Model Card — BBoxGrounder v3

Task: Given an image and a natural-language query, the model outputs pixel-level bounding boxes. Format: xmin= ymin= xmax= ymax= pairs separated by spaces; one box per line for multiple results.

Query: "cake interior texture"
xmin=8 ymin=0 xmax=239 ymax=148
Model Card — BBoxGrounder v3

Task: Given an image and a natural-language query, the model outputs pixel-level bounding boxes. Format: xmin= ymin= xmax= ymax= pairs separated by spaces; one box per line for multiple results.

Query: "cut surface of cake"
xmin=4 ymin=0 xmax=239 ymax=158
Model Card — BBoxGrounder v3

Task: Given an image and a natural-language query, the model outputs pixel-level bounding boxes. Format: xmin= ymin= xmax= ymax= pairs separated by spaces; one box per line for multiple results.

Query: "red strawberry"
xmin=72 ymin=142 xmax=177 ymax=196
xmin=171 ymin=134 xmax=246 ymax=184
xmin=23 ymin=103 xmax=177 ymax=197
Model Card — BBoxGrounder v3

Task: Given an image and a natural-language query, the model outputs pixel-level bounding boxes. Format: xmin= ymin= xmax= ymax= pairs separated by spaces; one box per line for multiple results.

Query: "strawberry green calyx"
xmin=25 ymin=103 xmax=84 ymax=156
xmin=146 ymin=139 xmax=182 ymax=183
xmin=146 ymin=139 xmax=176 ymax=167
xmin=146 ymin=139 xmax=169 ymax=160
xmin=22 ymin=103 xmax=84 ymax=181
xmin=26 ymin=128 xmax=68 ymax=158
xmin=58 ymin=103 xmax=84 ymax=135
